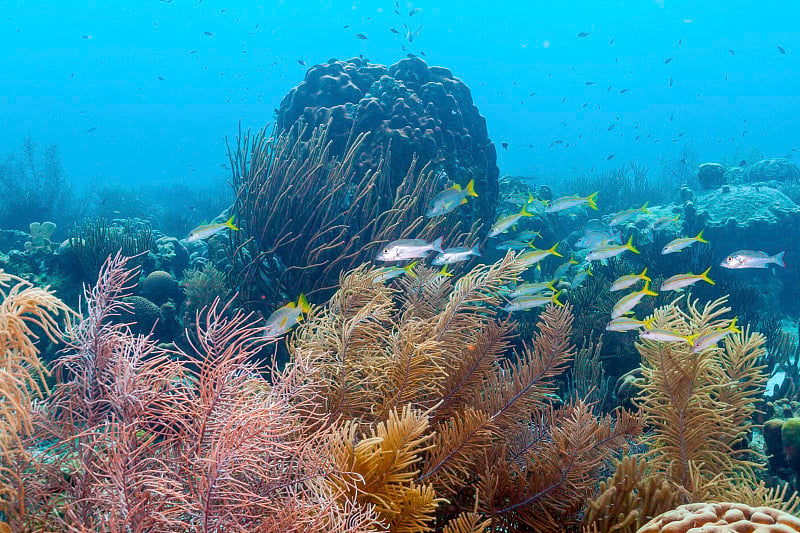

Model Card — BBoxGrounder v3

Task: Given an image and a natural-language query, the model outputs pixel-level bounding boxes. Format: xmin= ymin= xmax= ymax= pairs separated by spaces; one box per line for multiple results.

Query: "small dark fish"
xmin=577 ymin=31 xmax=591 ymax=38
xmin=204 ymin=31 xmax=214 ymax=36
xmin=189 ymin=50 xmax=198 ymax=54
xmin=609 ymin=38 xmax=615 ymax=45
xmin=742 ymin=130 xmax=748 ymax=137
xmin=355 ymin=33 xmax=368 ymax=40
xmin=554 ymin=140 xmax=564 ymax=144
xmin=70 ymin=72 xmax=75 ymax=79
xmin=501 ymin=142 xmax=509 ymax=150
xmin=678 ymin=38 xmax=683 ymax=46
xmin=778 ymin=45 xmax=786 ymax=55
xmin=664 ymin=57 xmax=673 ymax=64
xmin=394 ymin=9 xmax=401 ymax=15
xmin=343 ymin=24 xmax=350 ymax=28
xmin=220 ymin=8 xmax=226 ymax=13
xmin=157 ymin=76 xmax=165 ymax=80
xmin=409 ymin=7 xmax=421 ymax=16
xmin=669 ymin=111 xmax=675 ymax=121
xmin=582 ymin=102 xmax=588 ymax=108
xmin=585 ymin=81 xmax=595 ymax=85
xmin=390 ymin=28 xmax=399 ymax=34
xmin=420 ymin=50 xmax=426 ymax=56
xmin=607 ymin=124 xmax=615 ymax=131
xmin=739 ymin=160 xmax=747 ymax=166
xmin=81 ymin=34 xmax=92 ymax=39
xmin=607 ymin=85 xmax=612 ymax=92
xmin=561 ymin=97 xmax=566 ymax=102
xmin=607 ymin=154 xmax=615 ymax=160
xmin=86 ymin=126 xmax=98 ymax=133
xmin=728 ymin=49 xmax=735 ymax=56
xmin=298 ymin=59 xmax=306 ymax=65
xmin=619 ymin=88 xmax=628 ymax=94
xmin=677 ymin=132 xmax=685 ymax=137
xmin=669 ymin=76 xmax=674 ymax=88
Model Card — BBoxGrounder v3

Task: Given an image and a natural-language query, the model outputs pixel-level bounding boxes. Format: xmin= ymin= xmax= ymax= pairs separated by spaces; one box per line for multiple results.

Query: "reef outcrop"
xmin=276 ymin=56 xmax=499 ymax=228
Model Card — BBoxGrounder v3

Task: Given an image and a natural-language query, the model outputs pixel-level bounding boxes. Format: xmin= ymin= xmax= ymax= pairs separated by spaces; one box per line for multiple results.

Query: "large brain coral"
xmin=637 ymin=502 xmax=800 ymax=532
xmin=276 ymin=56 xmax=499 ymax=231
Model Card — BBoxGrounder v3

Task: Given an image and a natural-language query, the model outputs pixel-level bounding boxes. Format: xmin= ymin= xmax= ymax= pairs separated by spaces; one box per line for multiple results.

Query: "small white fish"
xmin=518 ymin=243 xmax=562 ymax=268
xmin=639 ymin=327 xmax=694 ymax=343
xmin=659 ymin=267 xmax=715 ymax=291
xmin=606 ymin=316 xmax=654 ymax=332
xmin=720 ymin=250 xmax=786 ymax=269
xmin=690 ymin=318 xmax=741 ymax=353
xmin=371 ymin=261 xmax=418 ymax=283
xmin=375 ymin=237 xmax=443 ymax=262
xmin=426 ymin=179 xmax=479 ymax=217
xmin=489 ymin=203 xmax=535 ymax=237
xmin=506 ymin=280 xmax=557 ymax=298
xmin=662 ymin=230 xmax=708 ymax=254
xmin=586 ymin=236 xmax=639 ymax=262
xmin=187 ymin=215 xmax=239 ymax=242
xmin=432 ymin=245 xmax=481 ymax=265
xmin=264 ymin=294 xmax=310 ymax=338
xmin=553 ymin=256 xmax=579 ymax=279
xmin=609 ymin=203 xmax=650 ymax=226
xmin=504 ymin=290 xmax=564 ymax=312
xmin=611 ymin=282 xmax=658 ymax=319
xmin=652 ymin=214 xmax=680 ymax=231
xmin=610 ymin=267 xmax=650 ymax=292
xmin=496 ymin=239 xmax=535 ymax=251
xmin=570 ymin=266 xmax=592 ymax=288
xmin=544 ymin=192 xmax=598 ymax=214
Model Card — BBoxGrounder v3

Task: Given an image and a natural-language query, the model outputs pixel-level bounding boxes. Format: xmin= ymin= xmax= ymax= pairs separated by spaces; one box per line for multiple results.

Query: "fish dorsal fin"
xmin=452 ymin=183 xmax=462 ymax=191
xmin=286 ymin=302 xmax=296 ymax=308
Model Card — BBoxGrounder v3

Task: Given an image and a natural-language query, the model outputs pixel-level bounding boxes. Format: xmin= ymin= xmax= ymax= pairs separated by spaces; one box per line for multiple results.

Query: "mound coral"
xmin=637 ymin=502 xmax=800 ymax=532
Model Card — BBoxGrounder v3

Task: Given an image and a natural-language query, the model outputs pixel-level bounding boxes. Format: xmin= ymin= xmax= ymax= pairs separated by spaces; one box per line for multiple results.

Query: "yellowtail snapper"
xmin=611 ymin=281 xmax=658 ymax=318
xmin=187 ymin=215 xmax=239 ymax=242
xmin=659 ymin=267 xmax=715 ymax=291
xmin=609 ymin=203 xmax=650 ymax=226
xmin=662 ymin=230 xmax=708 ymax=254
xmin=489 ymin=203 xmax=535 ymax=237
xmin=544 ymin=192 xmax=598 ymax=214
xmin=690 ymin=318 xmax=741 ymax=353
xmin=518 ymin=243 xmax=562 ymax=268
xmin=425 ymin=179 xmax=478 ymax=218
xmin=371 ymin=261 xmax=418 ymax=283
xmin=504 ymin=290 xmax=564 ymax=312
xmin=606 ymin=316 xmax=654 ymax=332
xmin=586 ymin=235 xmax=639 ymax=262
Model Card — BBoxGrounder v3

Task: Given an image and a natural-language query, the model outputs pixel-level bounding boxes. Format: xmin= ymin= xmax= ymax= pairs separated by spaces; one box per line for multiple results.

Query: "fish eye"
xmin=383 ymin=248 xmax=389 ymax=254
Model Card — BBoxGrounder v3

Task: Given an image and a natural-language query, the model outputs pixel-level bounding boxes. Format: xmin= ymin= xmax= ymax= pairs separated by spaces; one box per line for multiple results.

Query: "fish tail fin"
xmin=547 ymin=279 xmax=558 ymax=292
xmin=431 ymin=236 xmax=444 ymax=253
xmin=673 ymin=214 xmax=681 ymax=222
xmin=695 ymin=229 xmax=708 ymax=243
xmin=626 ymin=235 xmax=640 ymax=254
xmin=642 ymin=281 xmax=658 ymax=297
xmin=520 ymin=203 xmax=534 ymax=217
xmin=728 ymin=316 xmax=741 ymax=333
xmin=701 ymin=266 xmax=715 ymax=285
xmin=640 ymin=201 xmax=650 ymax=214
xmin=527 ymin=192 xmax=535 ymax=203
xmin=465 ymin=179 xmax=478 ymax=197
xmin=403 ymin=260 xmax=419 ymax=278
xmin=225 ymin=215 xmax=239 ymax=231
xmin=297 ymin=293 xmax=311 ymax=314
xmin=438 ymin=264 xmax=453 ymax=277
xmin=774 ymin=251 xmax=786 ymax=267
xmin=548 ymin=242 xmax=563 ymax=257
xmin=643 ymin=317 xmax=657 ymax=329
xmin=684 ymin=333 xmax=700 ymax=344
xmin=471 ymin=244 xmax=482 ymax=257
xmin=639 ymin=267 xmax=651 ymax=281
xmin=551 ymin=290 xmax=565 ymax=307
xmin=587 ymin=191 xmax=599 ymax=210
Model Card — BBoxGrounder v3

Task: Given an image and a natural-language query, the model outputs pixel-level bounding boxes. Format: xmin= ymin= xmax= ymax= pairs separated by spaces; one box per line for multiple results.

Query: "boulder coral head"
xmin=637 ymin=502 xmax=800 ymax=532
xmin=276 ymin=56 xmax=499 ymax=235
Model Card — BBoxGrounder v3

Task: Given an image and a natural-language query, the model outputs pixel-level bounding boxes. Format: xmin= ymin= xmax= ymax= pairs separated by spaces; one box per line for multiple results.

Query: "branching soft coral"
xmin=12 ymin=254 xmax=379 ymax=532
xmin=0 ymin=269 xmax=72 ymax=529
xmin=289 ymin=254 xmax=642 ymax=532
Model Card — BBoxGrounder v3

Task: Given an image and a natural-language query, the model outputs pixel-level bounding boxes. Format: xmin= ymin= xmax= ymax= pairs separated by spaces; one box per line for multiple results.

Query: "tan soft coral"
xmin=637 ymin=502 xmax=800 ymax=533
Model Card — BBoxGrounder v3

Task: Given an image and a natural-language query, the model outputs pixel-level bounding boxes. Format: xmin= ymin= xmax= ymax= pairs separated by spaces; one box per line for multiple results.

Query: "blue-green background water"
xmin=3 ymin=0 xmax=799 ymax=188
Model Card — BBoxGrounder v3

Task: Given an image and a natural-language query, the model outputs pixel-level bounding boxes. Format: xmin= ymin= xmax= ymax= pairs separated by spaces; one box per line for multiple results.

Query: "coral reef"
xmin=228 ymin=122 xmax=477 ymax=310
xmin=68 ymin=218 xmax=154 ymax=280
xmin=276 ymin=56 xmax=499 ymax=229
xmin=697 ymin=162 xmax=726 ymax=189
xmin=746 ymin=158 xmax=800 ymax=183
xmin=140 ymin=270 xmax=180 ymax=305
xmin=24 ymin=221 xmax=57 ymax=253
xmin=638 ymin=502 xmax=800 ymax=532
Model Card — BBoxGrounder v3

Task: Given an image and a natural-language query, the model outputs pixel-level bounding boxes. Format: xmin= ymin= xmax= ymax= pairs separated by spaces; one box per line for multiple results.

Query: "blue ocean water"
xmin=3 ymin=0 xmax=799 ymax=187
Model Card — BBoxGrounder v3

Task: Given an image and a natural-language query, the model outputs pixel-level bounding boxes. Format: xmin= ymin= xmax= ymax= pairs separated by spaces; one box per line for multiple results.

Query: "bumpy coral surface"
xmin=276 ymin=56 xmax=499 ymax=231
xmin=637 ymin=502 xmax=800 ymax=532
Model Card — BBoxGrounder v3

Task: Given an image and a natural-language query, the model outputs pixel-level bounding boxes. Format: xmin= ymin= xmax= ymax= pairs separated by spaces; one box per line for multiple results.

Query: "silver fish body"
xmin=720 ymin=250 xmax=786 ymax=269
xmin=375 ymin=237 xmax=444 ymax=262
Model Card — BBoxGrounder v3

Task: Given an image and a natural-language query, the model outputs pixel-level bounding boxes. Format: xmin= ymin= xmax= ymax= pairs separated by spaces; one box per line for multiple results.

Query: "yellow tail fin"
xmin=695 ymin=229 xmax=708 ymax=243
xmin=728 ymin=316 xmax=741 ymax=333
xmin=640 ymin=202 xmax=650 ymax=214
xmin=297 ymin=293 xmax=310 ymax=314
xmin=626 ymin=235 xmax=640 ymax=254
xmin=225 ymin=215 xmax=239 ymax=231
xmin=587 ymin=191 xmax=599 ymax=210
xmin=403 ymin=260 xmax=419 ymax=278
xmin=548 ymin=242 xmax=563 ymax=257
xmin=438 ymin=265 xmax=453 ymax=277
xmin=700 ymin=266 xmax=715 ymax=285
xmin=520 ymin=203 xmax=534 ymax=217
xmin=465 ymin=179 xmax=478 ymax=197
xmin=642 ymin=281 xmax=658 ymax=297
xmin=551 ymin=290 xmax=565 ymax=307
xmin=639 ymin=267 xmax=650 ymax=281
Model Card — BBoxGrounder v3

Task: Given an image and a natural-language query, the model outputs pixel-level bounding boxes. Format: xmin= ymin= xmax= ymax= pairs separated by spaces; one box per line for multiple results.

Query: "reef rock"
xmin=745 ymin=157 xmax=800 ymax=183
xmin=276 ymin=56 xmax=499 ymax=230
xmin=697 ymin=162 xmax=725 ymax=190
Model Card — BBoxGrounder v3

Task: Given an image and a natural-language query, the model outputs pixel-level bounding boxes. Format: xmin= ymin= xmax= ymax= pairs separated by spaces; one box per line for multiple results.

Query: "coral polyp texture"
xmin=276 ymin=56 xmax=499 ymax=230
xmin=637 ymin=502 xmax=800 ymax=533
